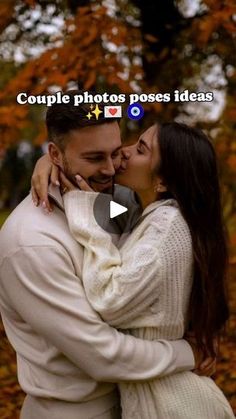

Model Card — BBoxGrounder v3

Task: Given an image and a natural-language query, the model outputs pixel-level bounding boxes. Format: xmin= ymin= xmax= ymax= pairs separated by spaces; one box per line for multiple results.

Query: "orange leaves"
xmin=77 ymin=25 xmax=99 ymax=48
xmin=144 ymin=34 xmax=158 ymax=43
xmin=0 ymin=1 xmax=145 ymax=149
xmin=0 ymin=1 xmax=16 ymax=33
xmin=34 ymin=125 xmax=47 ymax=146
xmin=227 ymin=108 xmax=236 ymax=122
xmin=230 ymin=233 xmax=236 ymax=248
xmin=193 ymin=1 xmax=236 ymax=47
xmin=23 ymin=0 xmax=36 ymax=7
xmin=195 ymin=16 xmax=218 ymax=46
xmin=0 ymin=105 xmax=28 ymax=128
xmin=84 ymin=71 xmax=97 ymax=90
xmin=227 ymin=154 xmax=236 ymax=173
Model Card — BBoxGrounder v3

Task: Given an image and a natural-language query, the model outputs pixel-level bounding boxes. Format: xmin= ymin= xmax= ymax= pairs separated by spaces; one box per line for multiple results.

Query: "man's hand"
xmin=193 ymin=356 xmax=217 ymax=377
xmin=186 ymin=335 xmax=218 ymax=377
xmin=31 ymin=154 xmax=59 ymax=212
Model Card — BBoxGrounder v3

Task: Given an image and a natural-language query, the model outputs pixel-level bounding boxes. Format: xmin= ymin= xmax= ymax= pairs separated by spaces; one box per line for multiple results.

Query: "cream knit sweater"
xmin=64 ymin=191 xmax=234 ymax=419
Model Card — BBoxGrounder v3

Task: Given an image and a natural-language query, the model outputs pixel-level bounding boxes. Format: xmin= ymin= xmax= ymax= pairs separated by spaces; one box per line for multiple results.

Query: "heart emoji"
xmin=108 ymin=108 xmax=117 ymax=116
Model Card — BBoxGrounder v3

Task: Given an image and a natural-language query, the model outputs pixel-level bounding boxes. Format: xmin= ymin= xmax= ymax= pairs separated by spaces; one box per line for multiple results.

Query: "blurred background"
xmin=0 ymin=0 xmax=235 ymax=417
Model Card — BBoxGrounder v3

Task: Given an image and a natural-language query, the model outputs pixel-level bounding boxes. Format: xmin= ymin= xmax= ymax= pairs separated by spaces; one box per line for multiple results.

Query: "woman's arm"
xmin=63 ymin=189 xmax=189 ymax=327
xmin=31 ymin=154 xmax=60 ymax=211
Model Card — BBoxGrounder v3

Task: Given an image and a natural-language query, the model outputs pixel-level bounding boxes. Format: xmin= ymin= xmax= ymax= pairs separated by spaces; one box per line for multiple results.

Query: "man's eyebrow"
xmin=139 ymin=138 xmax=151 ymax=151
xmin=80 ymin=145 xmax=122 ymax=157
xmin=80 ymin=151 xmax=105 ymax=157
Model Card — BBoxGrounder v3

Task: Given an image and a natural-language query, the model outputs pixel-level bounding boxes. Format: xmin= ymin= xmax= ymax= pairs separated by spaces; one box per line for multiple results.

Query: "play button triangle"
xmin=110 ymin=201 xmax=128 ymax=219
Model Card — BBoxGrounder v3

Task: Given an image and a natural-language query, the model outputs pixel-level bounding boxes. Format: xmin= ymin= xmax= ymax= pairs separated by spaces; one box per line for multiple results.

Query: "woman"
xmin=31 ymin=122 xmax=234 ymax=418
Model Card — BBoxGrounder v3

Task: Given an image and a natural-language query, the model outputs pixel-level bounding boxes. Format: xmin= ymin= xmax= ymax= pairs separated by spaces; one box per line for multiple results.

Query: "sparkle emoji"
xmin=86 ymin=112 xmax=92 ymax=120
xmin=92 ymin=104 xmax=103 ymax=120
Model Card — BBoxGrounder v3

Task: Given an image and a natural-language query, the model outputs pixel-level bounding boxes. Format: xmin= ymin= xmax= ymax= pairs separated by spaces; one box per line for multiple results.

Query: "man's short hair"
xmin=46 ymin=90 xmax=119 ymax=150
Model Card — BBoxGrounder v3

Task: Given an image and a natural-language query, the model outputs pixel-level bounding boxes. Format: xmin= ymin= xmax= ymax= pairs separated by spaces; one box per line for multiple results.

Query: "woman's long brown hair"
xmin=157 ymin=122 xmax=229 ymax=356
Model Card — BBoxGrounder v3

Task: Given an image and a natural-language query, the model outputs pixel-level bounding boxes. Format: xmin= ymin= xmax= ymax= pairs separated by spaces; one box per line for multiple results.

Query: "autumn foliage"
xmin=0 ymin=0 xmax=236 ymax=416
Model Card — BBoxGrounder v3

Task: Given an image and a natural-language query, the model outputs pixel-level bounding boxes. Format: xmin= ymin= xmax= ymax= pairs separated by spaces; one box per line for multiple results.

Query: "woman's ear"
xmin=154 ymin=179 xmax=167 ymax=193
xmin=48 ymin=143 xmax=63 ymax=168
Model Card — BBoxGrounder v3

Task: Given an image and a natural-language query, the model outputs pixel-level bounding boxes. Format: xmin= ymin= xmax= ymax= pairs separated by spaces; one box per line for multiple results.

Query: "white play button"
xmin=110 ymin=201 xmax=128 ymax=219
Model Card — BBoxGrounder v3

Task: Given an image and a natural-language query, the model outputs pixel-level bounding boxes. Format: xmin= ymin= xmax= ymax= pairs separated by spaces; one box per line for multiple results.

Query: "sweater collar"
xmin=48 ymin=184 xmax=64 ymax=211
xmin=142 ymin=198 xmax=178 ymax=217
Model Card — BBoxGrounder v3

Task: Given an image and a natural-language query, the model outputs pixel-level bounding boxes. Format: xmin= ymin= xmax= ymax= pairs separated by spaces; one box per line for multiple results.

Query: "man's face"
xmin=54 ymin=122 xmax=122 ymax=193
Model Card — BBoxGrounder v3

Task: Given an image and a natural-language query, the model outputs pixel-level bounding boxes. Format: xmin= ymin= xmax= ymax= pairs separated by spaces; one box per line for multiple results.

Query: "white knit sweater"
xmin=63 ymin=191 xmax=234 ymax=419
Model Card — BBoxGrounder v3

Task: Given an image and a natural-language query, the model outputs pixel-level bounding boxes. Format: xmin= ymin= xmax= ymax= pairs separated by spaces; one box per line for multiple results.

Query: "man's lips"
xmin=90 ymin=178 xmax=113 ymax=185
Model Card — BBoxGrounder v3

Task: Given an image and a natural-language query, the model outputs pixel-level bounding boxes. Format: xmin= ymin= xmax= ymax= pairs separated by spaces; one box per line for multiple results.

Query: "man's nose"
xmin=100 ymin=158 xmax=116 ymax=176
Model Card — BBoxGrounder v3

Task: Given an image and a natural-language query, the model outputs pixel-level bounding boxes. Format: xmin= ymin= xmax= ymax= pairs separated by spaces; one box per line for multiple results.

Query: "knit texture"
xmin=64 ymin=191 xmax=234 ymax=419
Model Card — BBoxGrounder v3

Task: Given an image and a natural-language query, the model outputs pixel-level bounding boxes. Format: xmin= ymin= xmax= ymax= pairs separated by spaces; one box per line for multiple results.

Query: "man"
xmin=0 ymin=91 xmax=212 ymax=419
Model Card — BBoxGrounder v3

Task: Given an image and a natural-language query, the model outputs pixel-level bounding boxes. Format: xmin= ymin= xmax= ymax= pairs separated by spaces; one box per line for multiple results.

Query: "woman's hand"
xmin=31 ymin=153 xmax=95 ymax=212
xmin=31 ymin=154 xmax=60 ymax=211
xmin=59 ymin=172 xmax=93 ymax=194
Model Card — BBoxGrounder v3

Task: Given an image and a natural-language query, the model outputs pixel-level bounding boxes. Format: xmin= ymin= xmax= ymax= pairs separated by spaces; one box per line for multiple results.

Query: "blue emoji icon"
xmin=127 ymin=103 xmax=144 ymax=120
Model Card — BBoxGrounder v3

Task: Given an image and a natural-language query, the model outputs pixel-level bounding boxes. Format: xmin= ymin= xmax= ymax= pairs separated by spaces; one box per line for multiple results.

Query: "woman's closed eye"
xmin=111 ymin=151 xmax=120 ymax=159
xmin=137 ymin=145 xmax=144 ymax=154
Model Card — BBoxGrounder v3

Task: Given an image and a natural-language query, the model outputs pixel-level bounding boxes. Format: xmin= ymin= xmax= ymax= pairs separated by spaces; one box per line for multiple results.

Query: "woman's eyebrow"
xmin=139 ymin=138 xmax=151 ymax=151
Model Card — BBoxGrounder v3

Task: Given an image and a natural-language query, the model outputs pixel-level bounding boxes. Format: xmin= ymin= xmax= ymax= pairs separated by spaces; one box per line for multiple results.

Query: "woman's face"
xmin=115 ymin=124 xmax=161 ymax=196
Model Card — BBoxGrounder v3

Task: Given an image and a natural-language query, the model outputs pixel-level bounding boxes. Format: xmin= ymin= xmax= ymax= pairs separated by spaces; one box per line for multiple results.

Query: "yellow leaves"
xmin=34 ymin=125 xmax=47 ymax=146
xmin=231 ymin=142 xmax=236 ymax=152
xmin=227 ymin=154 xmax=236 ymax=172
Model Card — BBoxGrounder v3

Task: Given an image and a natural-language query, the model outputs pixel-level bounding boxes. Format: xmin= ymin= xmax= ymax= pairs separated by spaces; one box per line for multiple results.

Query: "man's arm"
xmin=0 ymin=245 xmax=195 ymax=382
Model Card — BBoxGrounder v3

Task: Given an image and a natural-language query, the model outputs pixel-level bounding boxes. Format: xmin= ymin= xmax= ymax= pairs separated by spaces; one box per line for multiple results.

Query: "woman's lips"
xmin=116 ymin=161 xmax=127 ymax=174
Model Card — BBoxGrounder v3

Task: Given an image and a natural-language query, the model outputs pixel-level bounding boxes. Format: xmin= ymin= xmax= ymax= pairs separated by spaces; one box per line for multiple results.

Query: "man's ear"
xmin=48 ymin=143 xmax=63 ymax=168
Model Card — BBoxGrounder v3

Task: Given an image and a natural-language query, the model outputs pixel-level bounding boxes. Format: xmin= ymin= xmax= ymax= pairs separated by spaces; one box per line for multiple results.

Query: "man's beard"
xmin=61 ymin=154 xmax=114 ymax=194
xmin=61 ymin=154 xmax=78 ymax=187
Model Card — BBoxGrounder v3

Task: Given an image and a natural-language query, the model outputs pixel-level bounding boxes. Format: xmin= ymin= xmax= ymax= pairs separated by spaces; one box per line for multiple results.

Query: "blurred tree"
xmin=0 ymin=143 xmax=43 ymax=208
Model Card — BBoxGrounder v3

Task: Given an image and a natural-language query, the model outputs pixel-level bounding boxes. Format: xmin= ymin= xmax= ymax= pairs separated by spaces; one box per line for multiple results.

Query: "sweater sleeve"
xmin=63 ymin=191 xmax=178 ymax=327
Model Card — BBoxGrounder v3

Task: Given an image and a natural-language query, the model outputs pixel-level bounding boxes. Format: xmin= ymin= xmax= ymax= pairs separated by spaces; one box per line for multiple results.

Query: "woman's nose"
xmin=121 ymin=147 xmax=131 ymax=160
